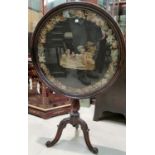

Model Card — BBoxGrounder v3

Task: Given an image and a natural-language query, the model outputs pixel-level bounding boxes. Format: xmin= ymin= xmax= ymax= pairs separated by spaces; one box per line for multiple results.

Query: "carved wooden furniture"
xmin=28 ymin=59 xmax=71 ymax=119
xmin=46 ymin=99 xmax=98 ymax=153
xmin=31 ymin=2 xmax=125 ymax=154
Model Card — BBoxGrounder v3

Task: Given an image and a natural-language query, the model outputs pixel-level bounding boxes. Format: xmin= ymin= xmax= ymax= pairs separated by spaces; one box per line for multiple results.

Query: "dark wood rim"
xmin=31 ymin=2 xmax=126 ymax=99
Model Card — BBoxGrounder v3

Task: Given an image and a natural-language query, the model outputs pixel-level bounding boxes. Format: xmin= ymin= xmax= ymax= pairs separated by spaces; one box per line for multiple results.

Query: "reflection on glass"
xmin=37 ymin=8 xmax=120 ymax=95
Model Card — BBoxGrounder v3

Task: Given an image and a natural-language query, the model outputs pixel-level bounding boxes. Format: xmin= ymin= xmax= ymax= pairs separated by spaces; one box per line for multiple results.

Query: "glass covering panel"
xmin=32 ymin=3 xmax=125 ymax=97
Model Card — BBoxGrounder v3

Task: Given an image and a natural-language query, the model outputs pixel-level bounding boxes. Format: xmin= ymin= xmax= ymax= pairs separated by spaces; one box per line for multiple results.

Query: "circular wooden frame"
xmin=31 ymin=2 xmax=125 ymax=99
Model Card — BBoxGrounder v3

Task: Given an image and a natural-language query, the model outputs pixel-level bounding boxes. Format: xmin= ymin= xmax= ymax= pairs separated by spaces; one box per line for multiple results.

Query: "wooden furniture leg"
xmin=46 ymin=99 xmax=98 ymax=154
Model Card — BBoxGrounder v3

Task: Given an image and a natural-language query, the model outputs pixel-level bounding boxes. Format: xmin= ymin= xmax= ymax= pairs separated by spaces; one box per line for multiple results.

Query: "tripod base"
xmin=45 ymin=99 xmax=98 ymax=154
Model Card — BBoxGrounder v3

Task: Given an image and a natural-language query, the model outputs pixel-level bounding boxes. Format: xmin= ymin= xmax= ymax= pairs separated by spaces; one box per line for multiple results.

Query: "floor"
xmin=28 ymin=105 xmax=126 ymax=155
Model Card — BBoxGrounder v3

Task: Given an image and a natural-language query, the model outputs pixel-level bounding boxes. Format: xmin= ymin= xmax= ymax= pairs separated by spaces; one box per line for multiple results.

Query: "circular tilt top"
xmin=31 ymin=2 xmax=125 ymax=99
